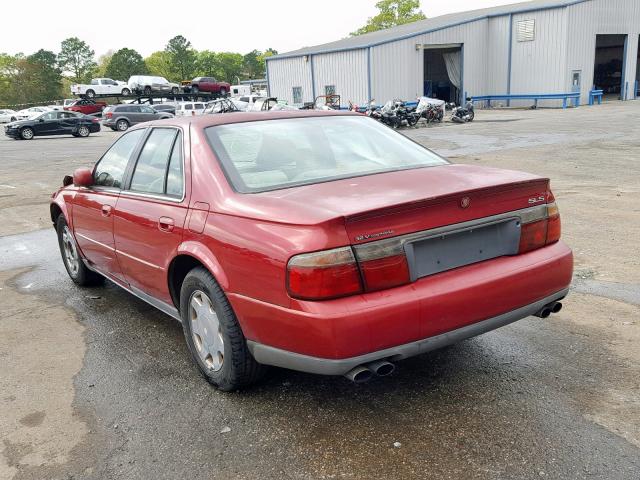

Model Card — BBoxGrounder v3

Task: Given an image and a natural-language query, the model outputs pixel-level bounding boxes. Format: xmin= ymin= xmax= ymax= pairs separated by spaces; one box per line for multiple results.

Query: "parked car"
xmin=175 ymin=101 xmax=206 ymax=116
xmin=65 ymin=99 xmax=108 ymax=116
xmin=71 ymin=78 xmax=130 ymax=98
xmin=128 ymin=75 xmax=180 ymax=95
xmin=102 ymin=104 xmax=174 ymax=131
xmin=0 ymin=109 xmax=16 ymax=123
xmin=63 ymin=99 xmax=77 ymax=108
xmin=50 ymin=111 xmax=572 ymax=391
xmin=14 ymin=106 xmax=51 ymax=120
xmin=187 ymin=77 xmax=230 ymax=96
xmin=5 ymin=110 xmax=100 ymax=140
xmin=203 ymin=98 xmax=247 ymax=114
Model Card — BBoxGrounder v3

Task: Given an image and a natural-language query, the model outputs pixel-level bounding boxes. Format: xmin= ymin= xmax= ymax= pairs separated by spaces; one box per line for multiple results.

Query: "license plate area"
xmin=404 ymin=218 xmax=521 ymax=281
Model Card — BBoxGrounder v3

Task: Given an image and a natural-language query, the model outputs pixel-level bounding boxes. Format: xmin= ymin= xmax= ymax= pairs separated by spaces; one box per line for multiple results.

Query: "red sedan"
xmin=50 ymin=111 xmax=573 ymax=390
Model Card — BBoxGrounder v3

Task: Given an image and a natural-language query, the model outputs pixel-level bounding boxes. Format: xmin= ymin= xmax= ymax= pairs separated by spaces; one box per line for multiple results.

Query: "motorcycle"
xmin=415 ymin=97 xmax=445 ymax=124
xmin=380 ymin=100 xmax=419 ymax=129
xmin=450 ymin=98 xmax=475 ymax=123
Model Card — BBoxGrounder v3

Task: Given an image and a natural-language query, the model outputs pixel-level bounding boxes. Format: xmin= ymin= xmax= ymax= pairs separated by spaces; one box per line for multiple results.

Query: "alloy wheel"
xmin=189 ymin=290 xmax=224 ymax=372
xmin=62 ymin=226 xmax=80 ymax=276
xmin=78 ymin=126 xmax=89 ymax=137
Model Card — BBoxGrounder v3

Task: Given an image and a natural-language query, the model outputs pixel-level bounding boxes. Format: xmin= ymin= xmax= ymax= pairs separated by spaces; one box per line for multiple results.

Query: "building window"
xmin=292 ymin=86 xmax=303 ymax=104
xmin=516 ymin=19 xmax=535 ymax=42
xmin=325 ymin=85 xmax=336 ymax=96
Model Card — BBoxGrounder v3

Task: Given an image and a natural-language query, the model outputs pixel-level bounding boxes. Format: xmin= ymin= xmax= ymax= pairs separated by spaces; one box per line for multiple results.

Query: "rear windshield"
xmin=205 ymin=116 xmax=447 ymax=193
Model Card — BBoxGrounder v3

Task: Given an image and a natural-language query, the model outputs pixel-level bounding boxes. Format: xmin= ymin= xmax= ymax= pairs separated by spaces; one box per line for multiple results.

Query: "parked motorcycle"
xmin=450 ymin=98 xmax=475 ymax=123
xmin=380 ymin=100 xmax=419 ymax=128
xmin=415 ymin=97 xmax=445 ymax=124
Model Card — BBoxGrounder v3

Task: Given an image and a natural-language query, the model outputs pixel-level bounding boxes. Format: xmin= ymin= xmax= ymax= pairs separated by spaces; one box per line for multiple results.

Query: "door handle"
xmin=159 ymin=217 xmax=175 ymax=232
xmin=101 ymin=205 xmax=112 ymax=217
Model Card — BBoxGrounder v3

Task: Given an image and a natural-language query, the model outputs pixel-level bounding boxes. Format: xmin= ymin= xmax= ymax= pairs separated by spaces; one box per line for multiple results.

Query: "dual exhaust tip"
xmin=344 ymin=360 xmax=395 ymax=383
xmin=534 ymin=301 xmax=563 ymax=319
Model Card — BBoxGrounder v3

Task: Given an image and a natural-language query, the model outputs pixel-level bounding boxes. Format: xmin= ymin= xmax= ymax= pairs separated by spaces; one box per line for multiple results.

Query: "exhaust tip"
xmin=551 ymin=302 xmax=563 ymax=314
xmin=540 ymin=308 xmax=552 ymax=319
xmin=367 ymin=360 xmax=395 ymax=377
xmin=344 ymin=366 xmax=373 ymax=384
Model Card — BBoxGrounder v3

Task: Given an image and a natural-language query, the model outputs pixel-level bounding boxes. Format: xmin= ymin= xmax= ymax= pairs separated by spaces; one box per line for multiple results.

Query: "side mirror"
xmin=39 ymin=118 xmax=44 ymax=122
xmin=73 ymin=167 xmax=93 ymax=187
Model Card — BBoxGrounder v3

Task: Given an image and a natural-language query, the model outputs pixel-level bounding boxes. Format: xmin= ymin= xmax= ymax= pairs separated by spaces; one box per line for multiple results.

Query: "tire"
xmin=20 ymin=127 xmax=34 ymax=140
xmin=191 ymin=86 xmax=199 ymax=94
xmin=72 ymin=133 xmax=80 ymax=137
xmin=56 ymin=215 xmax=104 ymax=287
xmin=77 ymin=125 xmax=90 ymax=137
xmin=180 ymin=267 xmax=266 ymax=391
xmin=86 ymin=89 xmax=95 ymax=98
xmin=468 ymin=111 xmax=475 ymax=122
xmin=219 ymin=88 xmax=227 ymax=97
xmin=171 ymin=87 xmax=179 ymax=95
xmin=121 ymin=88 xmax=131 ymax=96
xmin=116 ymin=119 xmax=129 ymax=131
xmin=110 ymin=127 xmax=117 ymax=131
xmin=10 ymin=116 xmax=16 ymax=122
xmin=143 ymin=86 xmax=152 ymax=95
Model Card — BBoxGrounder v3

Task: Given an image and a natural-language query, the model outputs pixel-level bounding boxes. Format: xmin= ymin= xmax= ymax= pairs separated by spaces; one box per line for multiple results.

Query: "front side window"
xmin=41 ymin=112 xmax=57 ymax=120
xmin=205 ymin=116 xmax=448 ymax=193
xmin=129 ymin=128 xmax=183 ymax=198
xmin=140 ymin=106 xmax=155 ymax=114
xmin=94 ymin=129 xmax=145 ymax=188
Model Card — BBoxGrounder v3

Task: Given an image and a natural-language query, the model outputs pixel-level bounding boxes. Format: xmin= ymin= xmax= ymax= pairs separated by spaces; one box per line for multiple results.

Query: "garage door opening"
xmin=423 ymin=45 xmax=462 ymax=103
xmin=593 ymin=34 xmax=627 ymax=100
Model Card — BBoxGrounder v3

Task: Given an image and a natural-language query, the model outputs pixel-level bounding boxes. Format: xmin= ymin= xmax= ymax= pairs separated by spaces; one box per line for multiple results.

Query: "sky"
xmin=2 ymin=0 xmax=531 ymax=58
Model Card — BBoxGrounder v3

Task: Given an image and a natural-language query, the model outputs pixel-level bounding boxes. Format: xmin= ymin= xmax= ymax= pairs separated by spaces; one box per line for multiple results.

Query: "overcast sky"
xmin=3 ymin=0 xmax=530 ymax=58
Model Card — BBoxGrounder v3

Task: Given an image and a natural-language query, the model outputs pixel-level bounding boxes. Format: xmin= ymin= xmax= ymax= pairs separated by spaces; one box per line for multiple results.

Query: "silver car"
xmin=128 ymin=75 xmax=180 ymax=96
xmin=102 ymin=104 xmax=174 ymax=131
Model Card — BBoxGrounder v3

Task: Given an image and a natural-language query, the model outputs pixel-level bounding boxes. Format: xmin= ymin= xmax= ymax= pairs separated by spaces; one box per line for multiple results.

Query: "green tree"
xmin=165 ymin=35 xmax=196 ymax=80
xmin=95 ymin=50 xmax=114 ymax=77
xmin=106 ymin=48 xmax=147 ymax=81
xmin=215 ymin=52 xmax=244 ymax=83
xmin=145 ymin=51 xmax=173 ymax=79
xmin=196 ymin=50 xmax=222 ymax=78
xmin=242 ymin=50 xmax=263 ymax=79
xmin=57 ymin=37 xmax=97 ymax=83
xmin=351 ymin=0 xmax=426 ymax=36
xmin=26 ymin=49 xmax=62 ymax=102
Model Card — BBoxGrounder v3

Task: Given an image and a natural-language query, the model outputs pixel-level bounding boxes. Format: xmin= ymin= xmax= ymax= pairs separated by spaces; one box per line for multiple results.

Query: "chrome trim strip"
xmin=354 ymin=204 xmax=548 ymax=261
xmin=118 ymin=190 xmax=184 ymax=203
xmin=247 ymin=288 xmax=569 ymax=376
xmin=75 ymin=232 xmax=115 ymax=251
xmin=116 ymin=249 xmax=163 ymax=270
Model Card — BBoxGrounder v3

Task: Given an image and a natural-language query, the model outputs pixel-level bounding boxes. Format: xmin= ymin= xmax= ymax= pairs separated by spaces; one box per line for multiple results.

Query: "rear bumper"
xmin=247 ymin=288 xmax=568 ymax=375
xmin=229 ymin=241 xmax=573 ymax=362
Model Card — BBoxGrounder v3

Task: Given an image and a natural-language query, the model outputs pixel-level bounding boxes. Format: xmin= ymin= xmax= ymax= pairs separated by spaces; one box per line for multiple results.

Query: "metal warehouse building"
xmin=266 ymin=0 xmax=640 ymax=107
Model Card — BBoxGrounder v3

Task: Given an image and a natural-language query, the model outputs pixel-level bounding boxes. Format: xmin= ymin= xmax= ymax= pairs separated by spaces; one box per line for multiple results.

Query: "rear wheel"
xmin=180 ymin=267 xmax=266 ymax=391
xmin=219 ymin=88 xmax=227 ymax=97
xmin=56 ymin=215 xmax=104 ymax=286
xmin=121 ymin=88 xmax=131 ymax=96
xmin=192 ymin=86 xmax=199 ymax=94
xmin=20 ymin=127 xmax=34 ymax=140
xmin=86 ymin=89 xmax=95 ymax=98
xmin=116 ymin=119 xmax=129 ymax=131
xmin=171 ymin=87 xmax=179 ymax=95
xmin=143 ymin=86 xmax=152 ymax=95
xmin=77 ymin=125 xmax=90 ymax=137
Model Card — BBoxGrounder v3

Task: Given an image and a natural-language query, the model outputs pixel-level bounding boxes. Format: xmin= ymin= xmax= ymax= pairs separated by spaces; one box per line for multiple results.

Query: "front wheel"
xmin=86 ymin=89 xmax=95 ymax=98
xmin=121 ymin=88 xmax=131 ymax=96
xmin=191 ymin=86 xmax=199 ymax=94
xmin=20 ymin=127 xmax=34 ymax=140
xmin=171 ymin=87 xmax=179 ymax=95
xmin=143 ymin=86 xmax=152 ymax=95
xmin=56 ymin=216 xmax=104 ymax=286
xmin=219 ymin=88 xmax=227 ymax=97
xmin=180 ymin=267 xmax=266 ymax=391
xmin=77 ymin=125 xmax=90 ymax=137
xmin=116 ymin=119 xmax=129 ymax=131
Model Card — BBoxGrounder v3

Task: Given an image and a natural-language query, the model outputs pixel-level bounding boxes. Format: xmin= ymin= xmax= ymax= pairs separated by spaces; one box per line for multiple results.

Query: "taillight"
xmin=518 ymin=200 xmax=561 ymax=254
xmin=287 ymin=247 xmax=363 ymax=300
xmin=105 ymin=112 xmax=113 ymax=119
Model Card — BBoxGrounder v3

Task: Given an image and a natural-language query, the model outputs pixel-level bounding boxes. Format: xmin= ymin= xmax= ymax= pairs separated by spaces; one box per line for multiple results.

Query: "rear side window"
xmin=94 ymin=129 xmax=145 ymax=188
xmin=129 ymin=128 xmax=183 ymax=198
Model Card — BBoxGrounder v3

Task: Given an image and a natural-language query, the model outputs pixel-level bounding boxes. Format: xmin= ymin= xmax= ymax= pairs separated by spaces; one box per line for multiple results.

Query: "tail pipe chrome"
xmin=534 ymin=301 xmax=563 ymax=319
xmin=344 ymin=360 xmax=395 ymax=383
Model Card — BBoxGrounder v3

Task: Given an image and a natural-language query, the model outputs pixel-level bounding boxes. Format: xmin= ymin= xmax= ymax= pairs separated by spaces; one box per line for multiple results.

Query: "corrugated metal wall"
xmin=267 ymin=0 xmax=640 ymax=108
xmin=313 ymin=50 xmax=369 ymax=104
xmin=370 ymin=19 xmax=489 ymax=102
xmin=267 ymin=56 xmax=314 ymax=104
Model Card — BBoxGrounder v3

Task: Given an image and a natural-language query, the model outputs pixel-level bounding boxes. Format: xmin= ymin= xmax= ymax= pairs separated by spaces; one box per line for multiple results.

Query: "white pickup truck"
xmin=70 ymin=78 xmax=131 ymax=98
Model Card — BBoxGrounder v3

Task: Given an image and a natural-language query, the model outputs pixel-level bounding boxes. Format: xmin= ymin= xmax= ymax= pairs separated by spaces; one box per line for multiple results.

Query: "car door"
xmin=72 ymin=129 xmax=146 ymax=283
xmin=139 ymin=105 xmax=158 ymax=122
xmin=33 ymin=111 xmax=60 ymax=135
xmin=113 ymin=127 xmax=189 ymax=304
xmin=58 ymin=111 xmax=79 ymax=134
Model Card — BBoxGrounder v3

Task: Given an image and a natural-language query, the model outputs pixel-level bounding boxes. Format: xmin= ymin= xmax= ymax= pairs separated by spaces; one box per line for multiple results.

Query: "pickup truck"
xmin=185 ymin=77 xmax=230 ymax=96
xmin=64 ymin=99 xmax=108 ymax=115
xmin=71 ymin=78 xmax=130 ymax=98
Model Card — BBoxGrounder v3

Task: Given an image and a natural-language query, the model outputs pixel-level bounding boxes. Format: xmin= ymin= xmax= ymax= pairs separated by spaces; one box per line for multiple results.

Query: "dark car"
xmin=150 ymin=103 xmax=177 ymax=115
xmin=187 ymin=77 xmax=230 ymax=96
xmin=4 ymin=111 xmax=100 ymax=140
xmin=102 ymin=104 xmax=174 ymax=131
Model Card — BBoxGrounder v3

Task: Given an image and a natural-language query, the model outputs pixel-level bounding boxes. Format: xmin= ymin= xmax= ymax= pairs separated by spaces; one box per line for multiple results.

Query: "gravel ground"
xmin=0 ymin=104 xmax=638 ymax=480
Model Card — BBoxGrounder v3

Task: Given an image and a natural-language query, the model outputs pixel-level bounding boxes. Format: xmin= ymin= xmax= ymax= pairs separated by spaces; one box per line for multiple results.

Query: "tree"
xmin=95 ymin=50 xmax=114 ymax=77
xmin=242 ymin=50 xmax=263 ymax=79
xmin=145 ymin=51 xmax=172 ymax=79
xmin=106 ymin=48 xmax=147 ymax=81
xmin=215 ymin=52 xmax=244 ymax=83
xmin=165 ymin=35 xmax=196 ymax=80
xmin=196 ymin=50 xmax=221 ymax=78
xmin=57 ymin=37 xmax=97 ymax=83
xmin=351 ymin=0 xmax=426 ymax=36
xmin=27 ymin=49 xmax=62 ymax=102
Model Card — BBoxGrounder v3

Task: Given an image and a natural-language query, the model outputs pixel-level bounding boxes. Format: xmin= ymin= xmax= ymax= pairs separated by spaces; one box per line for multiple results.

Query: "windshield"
xmin=205 ymin=116 xmax=448 ymax=193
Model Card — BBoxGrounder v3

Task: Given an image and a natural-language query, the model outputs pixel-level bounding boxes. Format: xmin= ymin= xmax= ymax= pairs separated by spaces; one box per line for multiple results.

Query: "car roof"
xmin=130 ymin=110 xmax=360 ymax=131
